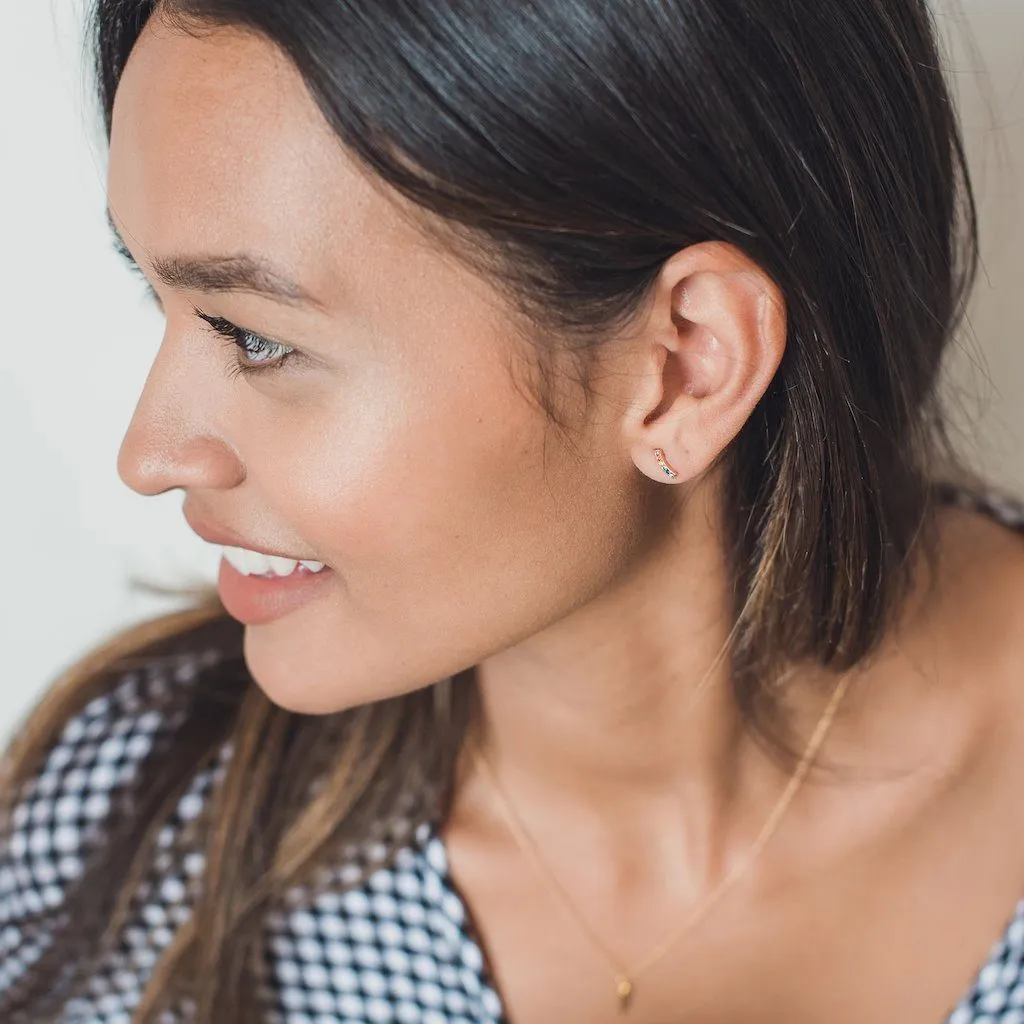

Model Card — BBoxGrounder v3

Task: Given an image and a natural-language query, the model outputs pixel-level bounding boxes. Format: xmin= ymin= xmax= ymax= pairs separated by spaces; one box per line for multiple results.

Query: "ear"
xmin=625 ymin=241 xmax=786 ymax=484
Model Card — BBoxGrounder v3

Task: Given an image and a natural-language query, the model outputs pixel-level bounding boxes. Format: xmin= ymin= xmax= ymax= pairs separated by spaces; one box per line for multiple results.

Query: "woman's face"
xmin=107 ymin=15 xmax=654 ymax=712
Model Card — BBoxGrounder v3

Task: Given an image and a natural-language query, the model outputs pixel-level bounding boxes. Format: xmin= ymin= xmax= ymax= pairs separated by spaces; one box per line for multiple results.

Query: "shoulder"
xmin=936 ymin=482 xmax=1024 ymax=533
xmin=1 ymin=646 xmax=222 ymax=871
xmin=933 ymin=484 xmax=1024 ymax=795
xmin=933 ymin=482 xmax=1024 ymax=618
xmin=937 ymin=480 xmax=1024 ymax=651
xmin=0 ymin=632 xmax=238 ymax=1002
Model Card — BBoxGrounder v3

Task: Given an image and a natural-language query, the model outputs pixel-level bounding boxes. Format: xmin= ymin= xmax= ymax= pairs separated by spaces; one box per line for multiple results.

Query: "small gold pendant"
xmin=616 ymin=975 xmax=634 ymax=1012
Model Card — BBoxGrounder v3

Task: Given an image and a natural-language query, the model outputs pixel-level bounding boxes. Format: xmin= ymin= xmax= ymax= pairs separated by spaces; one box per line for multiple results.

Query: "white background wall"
xmin=0 ymin=1 xmax=1021 ymax=746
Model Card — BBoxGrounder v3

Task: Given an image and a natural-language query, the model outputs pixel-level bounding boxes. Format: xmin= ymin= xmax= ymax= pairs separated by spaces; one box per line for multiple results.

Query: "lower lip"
xmin=217 ymin=557 xmax=333 ymax=625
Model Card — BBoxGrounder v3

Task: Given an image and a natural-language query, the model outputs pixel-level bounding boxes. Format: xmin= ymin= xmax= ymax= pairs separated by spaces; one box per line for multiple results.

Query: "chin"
xmin=238 ymin=636 xmax=355 ymax=716
xmin=239 ymin=628 xmax=424 ymax=717
xmin=248 ymin=678 xmax=338 ymax=715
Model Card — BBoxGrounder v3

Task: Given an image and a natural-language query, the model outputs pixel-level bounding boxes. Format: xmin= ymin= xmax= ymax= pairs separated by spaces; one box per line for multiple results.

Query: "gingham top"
xmin=1 ymin=485 xmax=1023 ymax=1024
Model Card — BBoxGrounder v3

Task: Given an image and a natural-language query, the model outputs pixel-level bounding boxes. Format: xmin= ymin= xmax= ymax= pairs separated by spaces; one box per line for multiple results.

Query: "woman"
xmin=2 ymin=0 xmax=1023 ymax=1021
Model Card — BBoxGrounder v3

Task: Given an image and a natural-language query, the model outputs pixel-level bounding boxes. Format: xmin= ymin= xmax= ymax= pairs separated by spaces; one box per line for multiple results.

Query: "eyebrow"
xmin=106 ymin=209 xmax=323 ymax=310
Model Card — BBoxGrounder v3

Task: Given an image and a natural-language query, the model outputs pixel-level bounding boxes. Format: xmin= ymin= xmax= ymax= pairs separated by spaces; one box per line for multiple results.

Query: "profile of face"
xmin=108 ymin=14 xmax=782 ymax=714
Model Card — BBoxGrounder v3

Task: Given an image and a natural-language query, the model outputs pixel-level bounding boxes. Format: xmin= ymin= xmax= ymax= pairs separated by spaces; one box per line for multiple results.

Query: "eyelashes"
xmin=192 ymin=308 xmax=297 ymax=379
xmin=112 ymin=238 xmax=298 ymax=379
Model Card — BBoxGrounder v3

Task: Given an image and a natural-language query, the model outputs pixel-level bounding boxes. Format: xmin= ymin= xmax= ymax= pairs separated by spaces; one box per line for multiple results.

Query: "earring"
xmin=653 ymin=448 xmax=679 ymax=479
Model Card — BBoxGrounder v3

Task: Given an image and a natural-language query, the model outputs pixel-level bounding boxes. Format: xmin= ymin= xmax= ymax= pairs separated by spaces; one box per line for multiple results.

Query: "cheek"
xmin=235 ymin=332 xmax=642 ymax=714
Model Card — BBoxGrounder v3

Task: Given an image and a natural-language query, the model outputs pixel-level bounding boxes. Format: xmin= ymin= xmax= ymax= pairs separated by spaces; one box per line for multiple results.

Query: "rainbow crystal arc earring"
xmin=653 ymin=448 xmax=679 ymax=479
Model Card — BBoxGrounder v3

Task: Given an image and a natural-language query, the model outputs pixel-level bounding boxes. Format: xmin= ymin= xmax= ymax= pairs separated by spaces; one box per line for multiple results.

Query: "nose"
xmin=118 ymin=426 xmax=244 ymax=496
xmin=117 ymin=330 xmax=245 ymax=497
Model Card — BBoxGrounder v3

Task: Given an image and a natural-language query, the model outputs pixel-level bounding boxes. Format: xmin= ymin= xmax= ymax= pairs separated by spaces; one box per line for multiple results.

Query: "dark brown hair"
xmin=0 ymin=0 xmax=982 ymax=1018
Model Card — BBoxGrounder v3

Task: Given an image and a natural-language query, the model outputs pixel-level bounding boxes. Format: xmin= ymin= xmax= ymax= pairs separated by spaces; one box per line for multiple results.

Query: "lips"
xmin=183 ymin=506 xmax=320 ymax=562
xmin=216 ymin=555 xmax=333 ymax=625
xmin=182 ymin=505 xmax=333 ymax=623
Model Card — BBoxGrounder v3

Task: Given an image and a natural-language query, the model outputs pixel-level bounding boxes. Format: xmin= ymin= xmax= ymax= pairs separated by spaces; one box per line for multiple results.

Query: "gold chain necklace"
xmin=471 ymin=669 xmax=853 ymax=1013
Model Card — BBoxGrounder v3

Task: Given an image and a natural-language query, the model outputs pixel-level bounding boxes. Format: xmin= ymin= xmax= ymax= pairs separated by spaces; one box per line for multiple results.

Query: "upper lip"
xmin=183 ymin=508 xmax=319 ymax=562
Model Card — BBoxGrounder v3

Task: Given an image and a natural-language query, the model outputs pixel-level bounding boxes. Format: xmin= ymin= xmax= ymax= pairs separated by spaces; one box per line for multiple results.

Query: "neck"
xmin=458 ymin=477 xmax=785 ymax=880
xmin=452 ymin=480 xmax=966 ymax=885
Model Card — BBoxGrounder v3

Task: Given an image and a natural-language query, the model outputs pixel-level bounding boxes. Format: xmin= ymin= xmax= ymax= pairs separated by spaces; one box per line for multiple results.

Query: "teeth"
xmin=267 ymin=555 xmax=299 ymax=576
xmin=222 ymin=545 xmax=271 ymax=576
xmin=221 ymin=545 xmax=327 ymax=577
xmin=221 ymin=547 xmax=247 ymax=574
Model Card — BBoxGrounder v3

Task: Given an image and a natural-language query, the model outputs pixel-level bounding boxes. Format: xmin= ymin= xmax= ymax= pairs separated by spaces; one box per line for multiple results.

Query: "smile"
xmin=220 ymin=544 xmax=327 ymax=578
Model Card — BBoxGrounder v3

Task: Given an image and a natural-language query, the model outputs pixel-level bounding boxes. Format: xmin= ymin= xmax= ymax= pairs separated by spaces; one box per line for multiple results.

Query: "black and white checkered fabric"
xmin=1 ymin=484 xmax=1023 ymax=1024
xmin=0 ymin=648 xmax=504 ymax=1024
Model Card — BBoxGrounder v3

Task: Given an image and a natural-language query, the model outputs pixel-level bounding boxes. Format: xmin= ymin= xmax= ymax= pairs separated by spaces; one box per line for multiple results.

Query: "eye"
xmin=193 ymin=309 xmax=297 ymax=379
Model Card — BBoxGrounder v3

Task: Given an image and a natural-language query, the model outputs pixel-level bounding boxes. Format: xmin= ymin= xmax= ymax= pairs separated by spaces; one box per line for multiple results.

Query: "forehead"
xmin=106 ymin=15 xmax=411 ymax=296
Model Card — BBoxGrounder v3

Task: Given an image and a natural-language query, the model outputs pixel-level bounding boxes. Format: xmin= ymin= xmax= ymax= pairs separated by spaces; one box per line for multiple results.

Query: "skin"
xmin=108 ymin=13 xmax=1024 ymax=1024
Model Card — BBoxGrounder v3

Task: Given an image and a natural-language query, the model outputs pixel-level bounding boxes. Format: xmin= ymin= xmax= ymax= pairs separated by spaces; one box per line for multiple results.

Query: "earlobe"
xmin=628 ymin=242 xmax=786 ymax=486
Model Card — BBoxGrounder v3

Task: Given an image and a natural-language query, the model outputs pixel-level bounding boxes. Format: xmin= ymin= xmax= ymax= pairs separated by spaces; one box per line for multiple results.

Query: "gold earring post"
xmin=653 ymin=448 xmax=679 ymax=479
